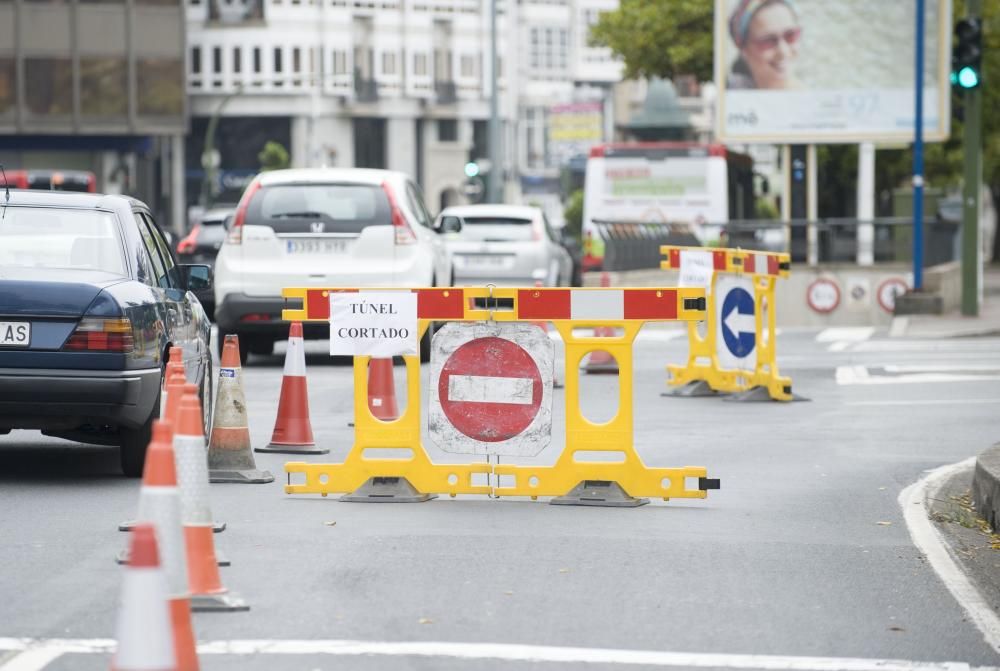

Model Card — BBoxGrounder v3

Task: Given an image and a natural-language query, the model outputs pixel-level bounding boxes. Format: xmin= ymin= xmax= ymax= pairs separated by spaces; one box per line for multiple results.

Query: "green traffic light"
xmin=464 ymin=162 xmax=480 ymax=178
xmin=957 ymin=66 xmax=980 ymax=89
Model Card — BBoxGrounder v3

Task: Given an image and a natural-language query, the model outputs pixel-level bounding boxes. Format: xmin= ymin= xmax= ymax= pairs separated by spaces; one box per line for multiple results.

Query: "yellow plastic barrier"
xmin=660 ymin=246 xmax=793 ymax=402
xmin=281 ymin=285 xmax=720 ymax=505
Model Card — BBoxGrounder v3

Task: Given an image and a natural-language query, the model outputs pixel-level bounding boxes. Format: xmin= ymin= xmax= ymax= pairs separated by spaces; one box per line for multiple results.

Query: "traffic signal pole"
xmin=487 ymin=0 xmax=501 ymax=204
xmin=912 ymin=0 xmax=926 ymax=291
xmin=961 ymin=0 xmax=983 ymax=316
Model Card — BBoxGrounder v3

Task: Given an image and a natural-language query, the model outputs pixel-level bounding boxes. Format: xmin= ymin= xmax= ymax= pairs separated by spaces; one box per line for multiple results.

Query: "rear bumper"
xmin=215 ymin=293 xmax=326 ymax=340
xmin=0 ymin=366 xmax=161 ymax=430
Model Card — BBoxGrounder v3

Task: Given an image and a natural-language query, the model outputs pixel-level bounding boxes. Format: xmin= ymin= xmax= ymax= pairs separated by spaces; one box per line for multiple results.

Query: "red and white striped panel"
xmin=742 ymin=252 xmax=779 ymax=275
xmin=517 ymin=289 xmax=678 ymax=321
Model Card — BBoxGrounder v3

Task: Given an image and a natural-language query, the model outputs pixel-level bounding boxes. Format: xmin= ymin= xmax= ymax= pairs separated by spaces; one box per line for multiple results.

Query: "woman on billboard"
xmin=728 ymin=0 xmax=803 ymax=90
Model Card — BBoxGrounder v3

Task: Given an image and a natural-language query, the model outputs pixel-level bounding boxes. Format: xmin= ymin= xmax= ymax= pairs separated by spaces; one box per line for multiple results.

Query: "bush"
xmin=563 ymin=189 xmax=584 ymax=240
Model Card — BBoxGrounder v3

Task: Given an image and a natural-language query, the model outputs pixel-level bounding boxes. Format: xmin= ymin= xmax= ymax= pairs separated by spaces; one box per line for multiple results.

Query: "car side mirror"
xmin=438 ymin=215 xmax=463 ymax=234
xmin=181 ymin=264 xmax=213 ymax=292
xmin=223 ymin=215 xmax=234 ymax=230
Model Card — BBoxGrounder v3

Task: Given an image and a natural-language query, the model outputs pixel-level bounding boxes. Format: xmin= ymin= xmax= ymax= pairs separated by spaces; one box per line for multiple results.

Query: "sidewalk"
xmin=892 ymin=266 xmax=1000 ymax=338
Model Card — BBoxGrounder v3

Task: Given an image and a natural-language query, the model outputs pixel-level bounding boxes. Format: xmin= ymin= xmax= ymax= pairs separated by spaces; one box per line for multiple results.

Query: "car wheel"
xmin=120 ymin=384 xmax=160 ymax=478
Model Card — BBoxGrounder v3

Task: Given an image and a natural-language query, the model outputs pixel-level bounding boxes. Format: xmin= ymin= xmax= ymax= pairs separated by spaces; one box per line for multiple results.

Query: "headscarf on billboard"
xmin=727 ymin=0 xmax=801 ymax=90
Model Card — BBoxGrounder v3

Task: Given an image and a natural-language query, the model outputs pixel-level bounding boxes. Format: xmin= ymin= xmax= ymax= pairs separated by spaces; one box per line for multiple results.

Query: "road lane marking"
xmin=0 ymin=637 xmax=990 ymax=670
xmin=817 ymin=327 xmax=875 ymax=352
xmin=836 ymin=366 xmax=1000 ymax=386
xmin=847 ymin=398 xmax=1000 ymax=407
xmin=900 ymin=458 xmax=1000 ymax=655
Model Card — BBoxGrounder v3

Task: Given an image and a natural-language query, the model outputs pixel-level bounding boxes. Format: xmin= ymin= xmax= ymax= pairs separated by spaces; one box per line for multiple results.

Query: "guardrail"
xmin=594 ymin=217 xmax=960 ymax=270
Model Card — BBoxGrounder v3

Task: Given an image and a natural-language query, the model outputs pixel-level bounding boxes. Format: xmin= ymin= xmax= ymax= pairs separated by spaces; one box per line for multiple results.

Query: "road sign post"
xmin=661 ymin=246 xmax=795 ymax=402
xmin=280 ymin=285 xmax=720 ymax=506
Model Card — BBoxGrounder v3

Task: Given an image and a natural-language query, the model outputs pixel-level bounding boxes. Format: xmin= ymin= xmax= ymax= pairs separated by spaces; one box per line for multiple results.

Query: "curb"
xmin=973 ymin=443 xmax=1000 ymax=531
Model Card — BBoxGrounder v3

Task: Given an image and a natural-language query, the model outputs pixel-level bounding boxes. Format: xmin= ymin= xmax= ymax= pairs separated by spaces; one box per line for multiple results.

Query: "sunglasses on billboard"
xmin=749 ymin=27 xmax=802 ymax=51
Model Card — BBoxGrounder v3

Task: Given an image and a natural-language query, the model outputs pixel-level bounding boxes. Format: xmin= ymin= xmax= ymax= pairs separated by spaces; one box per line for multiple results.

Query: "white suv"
xmin=213 ymin=168 xmax=453 ymax=362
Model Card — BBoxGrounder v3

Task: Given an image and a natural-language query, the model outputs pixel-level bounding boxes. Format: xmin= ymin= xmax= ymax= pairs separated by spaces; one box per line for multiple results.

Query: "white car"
xmin=436 ymin=204 xmax=573 ymax=287
xmin=214 ymin=168 xmax=452 ymax=362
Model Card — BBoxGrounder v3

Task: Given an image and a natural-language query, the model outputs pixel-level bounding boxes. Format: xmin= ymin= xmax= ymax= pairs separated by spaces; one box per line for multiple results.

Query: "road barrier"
xmin=209 ymin=334 xmax=277 ymax=480
xmin=581 ymin=273 xmax=619 ymax=374
xmin=660 ymin=246 xmax=794 ymax=401
xmin=281 ymin=285 xmax=720 ymax=506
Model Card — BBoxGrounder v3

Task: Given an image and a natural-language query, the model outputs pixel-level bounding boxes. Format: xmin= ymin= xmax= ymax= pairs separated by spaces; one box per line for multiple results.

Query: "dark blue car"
xmin=0 ymin=190 xmax=213 ymax=476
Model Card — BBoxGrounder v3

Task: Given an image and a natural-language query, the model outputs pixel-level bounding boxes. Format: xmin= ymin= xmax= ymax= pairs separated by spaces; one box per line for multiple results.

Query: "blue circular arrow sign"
xmin=720 ymin=287 xmax=755 ymax=358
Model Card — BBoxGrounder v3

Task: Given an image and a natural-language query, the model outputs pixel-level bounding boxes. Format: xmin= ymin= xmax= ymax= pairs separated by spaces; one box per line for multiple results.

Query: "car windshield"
xmin=456 ymin=216 xmax=536 ymax=242
xmin=250 ymin=184 xmax=391 ymax=233
xmin=0 ymin=206 xmax=126 ymax=276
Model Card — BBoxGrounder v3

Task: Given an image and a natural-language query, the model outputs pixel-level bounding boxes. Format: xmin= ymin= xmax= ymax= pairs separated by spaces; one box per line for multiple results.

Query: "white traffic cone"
xmin=112 ymin=523 xmax=176 ymax=671
xmin=176 ymin=392 xmax=248 ymax=612
xmin=116 ymin=421 xmax=199 ymax=670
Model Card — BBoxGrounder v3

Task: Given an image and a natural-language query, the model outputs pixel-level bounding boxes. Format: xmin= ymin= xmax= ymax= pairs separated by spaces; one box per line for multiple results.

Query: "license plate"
xmin=286 ymin=239 xmax=348 ymax=255
xmin=0 ymin=322 xmax=30 ymax=347
xmin=463 ymin=255 xmax=507 ymax=267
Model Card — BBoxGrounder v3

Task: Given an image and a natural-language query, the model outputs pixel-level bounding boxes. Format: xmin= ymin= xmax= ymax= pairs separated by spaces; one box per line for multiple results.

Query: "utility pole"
xmin=960 ymin=0 xmax=983 ymax=316
xmin=487 ymin=0 xmax=501 ymax=203
xmin=912 ymin=0 xmax=926 ymax=291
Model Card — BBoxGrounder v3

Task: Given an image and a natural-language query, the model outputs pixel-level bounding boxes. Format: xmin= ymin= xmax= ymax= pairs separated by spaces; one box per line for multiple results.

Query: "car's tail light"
xmin=63 ymin=318 xmax=135 ymax=353
xmin=381 ymin=181 xmax=417 ymax=245
xmin=227 ymin=178 xmax=262 ymax=245
xmin=177 ymin=225 xmax=200 ymax=255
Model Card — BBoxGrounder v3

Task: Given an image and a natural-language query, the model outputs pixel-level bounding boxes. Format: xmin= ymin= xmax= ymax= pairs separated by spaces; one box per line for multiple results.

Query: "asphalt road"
xmin=1 ymin=326 xmax=999 ymax=670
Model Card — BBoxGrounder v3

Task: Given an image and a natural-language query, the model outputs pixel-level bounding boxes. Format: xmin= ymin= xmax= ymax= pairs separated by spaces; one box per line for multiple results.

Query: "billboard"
xmin=715 ymin=0 xmax=951 ymax=143
xmin=548 ymin=102 xmax=604 ymax=165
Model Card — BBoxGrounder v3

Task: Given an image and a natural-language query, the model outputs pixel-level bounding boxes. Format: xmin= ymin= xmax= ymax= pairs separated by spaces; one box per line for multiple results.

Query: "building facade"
xmin=0 ymin=0 xmax=187 ymax=232
xmin=185 ymin=0 xmax=519 ymax=212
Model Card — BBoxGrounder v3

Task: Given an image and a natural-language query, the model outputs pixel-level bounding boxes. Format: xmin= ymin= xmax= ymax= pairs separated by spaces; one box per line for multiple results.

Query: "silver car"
xmin=436 ymin=205 xmax=573 ymax=287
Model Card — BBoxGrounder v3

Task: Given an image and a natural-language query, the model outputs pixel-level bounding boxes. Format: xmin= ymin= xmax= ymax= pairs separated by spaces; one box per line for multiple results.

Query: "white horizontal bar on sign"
xmin=571 ymin=290 xmax=623 ymax=320
xmin=448 ymin=375 xmax=534 ymax=405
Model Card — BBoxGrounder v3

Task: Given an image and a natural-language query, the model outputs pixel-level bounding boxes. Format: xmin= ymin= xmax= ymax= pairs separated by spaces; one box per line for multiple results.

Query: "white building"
xmin=185 ymin=0 xmax=625 ymax=211
xmin=185 ymin=0 xmax=520 ymax=210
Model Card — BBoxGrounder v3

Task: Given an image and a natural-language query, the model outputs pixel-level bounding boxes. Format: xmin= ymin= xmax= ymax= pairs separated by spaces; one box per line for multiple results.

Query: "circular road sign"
xmin=807 ymin=278 xmax=841 ymax=314
xmin=877 ymin=277 xmax=909 ymax=313
xmin=429 ymin=322 xmax=553 ymax=456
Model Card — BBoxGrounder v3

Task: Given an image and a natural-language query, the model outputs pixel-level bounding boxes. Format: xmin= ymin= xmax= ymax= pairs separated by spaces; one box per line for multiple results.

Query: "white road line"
xmin=889 ymin=317 xmax=909 ymax=338
xmin=847 ymin=398 xmax=1000 ymax=407
xmin=900 ymin=459 xmax=1000 ymax=656
xmin=827 ymin=341 xmax=853 ymax=352
xmin=0 ymin=638 xmax=989 ymax=671
xmin=816 ymin=327 xmax=875 ymax=343
xmin=884 ymin=364 xmax=1000 ymax=373
xmin=0 ymin=649 xmax=67 ymax=671
xmin=836 ymin=366 xmax=1000 ymax=386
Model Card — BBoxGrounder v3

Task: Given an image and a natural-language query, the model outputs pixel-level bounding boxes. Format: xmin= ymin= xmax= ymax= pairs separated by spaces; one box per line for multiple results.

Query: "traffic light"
xmin=952 ymin=17 xmax=982 ymax=90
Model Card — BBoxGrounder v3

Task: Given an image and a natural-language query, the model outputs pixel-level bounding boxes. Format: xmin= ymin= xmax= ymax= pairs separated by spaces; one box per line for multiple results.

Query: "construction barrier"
xmin=281 ymin=285 xmax=720 ymax=506
xmin=660 ymin=245 xmax=793 ymax=402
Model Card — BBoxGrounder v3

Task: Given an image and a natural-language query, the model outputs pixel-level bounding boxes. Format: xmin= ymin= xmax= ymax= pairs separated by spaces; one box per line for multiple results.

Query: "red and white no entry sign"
xmin=429 ymin=322 xmax=553 ymax=456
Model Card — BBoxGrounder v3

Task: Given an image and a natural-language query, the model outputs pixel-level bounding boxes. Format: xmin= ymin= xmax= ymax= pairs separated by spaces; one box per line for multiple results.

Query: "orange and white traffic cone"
xmin=209 ymin=335 xmax=278 ymax=478
xmin=160 ymin=346 xmax=185 ymax=419
xmin=367 ymin=358 xmax=399 ymax=421
xmin=112 ymin=523 xmax=176 ymax=671
xmin=175 ymin=393 xmax=248 ymax=612
xmin=582 ymin=272 xmax=618 ymax=375
xmin=116 ymin=422 xmax=199 ymax=670
xmin=256 ymin=323 xmax=328 ymax=454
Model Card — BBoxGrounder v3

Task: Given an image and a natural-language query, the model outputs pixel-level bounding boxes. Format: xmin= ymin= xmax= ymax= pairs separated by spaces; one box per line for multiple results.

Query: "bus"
xmin=581 ymin=143 xmax=754 ymax=270
xmin=0 ymin=170 xmax=97 ymax=193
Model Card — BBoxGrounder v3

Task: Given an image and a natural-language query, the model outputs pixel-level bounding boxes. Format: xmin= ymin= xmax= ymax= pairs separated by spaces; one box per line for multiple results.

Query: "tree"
xmin=258 ymin=141 xmax=290 ymax=172
xmin=589 ymin=0 xmax=712 ymax=82
xmin=563 ymin=189 xmax=584 ymax=240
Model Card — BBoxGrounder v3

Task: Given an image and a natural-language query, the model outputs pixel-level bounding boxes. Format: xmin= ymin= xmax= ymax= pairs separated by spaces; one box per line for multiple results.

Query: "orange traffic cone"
xmin=160 ymin=346 xmax=185 ymax=419
xmin=112 ymin=523 xmax=176 ymax=671
xmin=256 ymin=324 xmax=328 ymax=454
xmin=582 ymin=273 xmax=618 ymax=375
xmin=116 ymin=422 xmax=199 ymax=670
xmin=367 ymin=358 xmax=399 ymax=421
xmin=175 ymin=392 xmax=248 ymax=612
xmin=209 ymin=335 xmax=279 ymax=477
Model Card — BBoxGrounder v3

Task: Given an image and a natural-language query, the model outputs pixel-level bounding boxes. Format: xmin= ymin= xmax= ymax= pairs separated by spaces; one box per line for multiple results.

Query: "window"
xmin=0 ymin=58 xmax=13 ymax=114
xmin=212 ymin=46 xmax=222 ymax=74
xmin=405 ymin=182 xmax=433 ymax=229
xmin=138 ymin=59 xmax=183 ymax=115
xmin=413 ymin=52 xmax=427 ymax=77
xmin=253 ymin=47 xmax=262 ymax=73
xmin=437 ymin=119 xmax=457 ymax=142
xmin=136 ymin=214 xmax=167 ymax=288
xmin=332 ymin=50 xmax=347 ymax=75
xmin=292 ymin=47 xmax=301 ymax=73
xmin=382 ymin=51 xmax=396 ymax=76
xmin=274 ymin=47 xmax=283 ymax=73
xmin=191 ymin=46 xmax=202 ymax=74
xmin=233 ymin=47 xmax=242 ymax=74
xmin=460 ymin=54 xmax=476 ymax=78
xmin=24 ymin=58 xmax=72 ymax=116
xmin=0 ymin=208 xmax=125 ymax=276
xmin=80 ymin=58 xmax=127 ymax=116
xmin=143 ymin=213 xmax=180 ymax=288
xmin=528 ymin=26 xmax=568 ymax=73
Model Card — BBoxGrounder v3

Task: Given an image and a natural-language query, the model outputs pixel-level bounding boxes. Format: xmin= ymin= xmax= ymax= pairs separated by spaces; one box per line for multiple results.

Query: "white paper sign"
xmin=329 ymin=292 xmax=418 ymax=356
xmin=678 ymin=250 xmax=714 ymax=295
